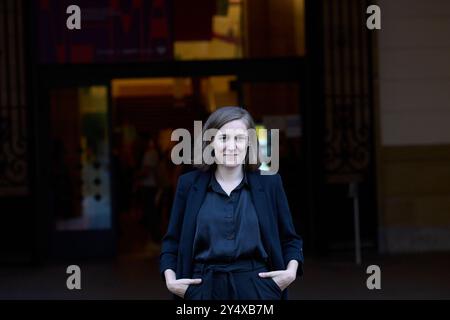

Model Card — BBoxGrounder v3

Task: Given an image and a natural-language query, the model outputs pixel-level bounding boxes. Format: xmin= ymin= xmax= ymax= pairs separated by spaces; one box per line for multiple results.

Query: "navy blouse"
xmin=193 ymin=172 xmax=268 ymax=263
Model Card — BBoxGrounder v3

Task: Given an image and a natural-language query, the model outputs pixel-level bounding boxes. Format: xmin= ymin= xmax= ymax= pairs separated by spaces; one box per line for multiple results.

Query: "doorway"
xmin=110 ymin=76 xmax=240 ymax=258
xmin=48 ymin=85 xmax=115 ymax=258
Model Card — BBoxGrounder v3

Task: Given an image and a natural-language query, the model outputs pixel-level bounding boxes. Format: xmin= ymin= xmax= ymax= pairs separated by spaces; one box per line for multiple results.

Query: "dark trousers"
xmin=184 ymin=259 xmax=283 ymax=300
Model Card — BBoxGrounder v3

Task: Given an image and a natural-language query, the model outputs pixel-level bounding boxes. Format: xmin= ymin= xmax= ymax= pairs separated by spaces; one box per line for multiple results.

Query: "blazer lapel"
xmin=186 ymin=170 xmax=211 ymax=221
xmin=181 ymin=170 xmax=211 ymax=274
xmin=248 ymin=171 xmax=277 ymax=261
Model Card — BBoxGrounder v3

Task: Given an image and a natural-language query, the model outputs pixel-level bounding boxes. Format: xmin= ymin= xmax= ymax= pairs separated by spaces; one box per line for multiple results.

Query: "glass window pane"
xmin=50 ymin=86 xmax=112 ymax=231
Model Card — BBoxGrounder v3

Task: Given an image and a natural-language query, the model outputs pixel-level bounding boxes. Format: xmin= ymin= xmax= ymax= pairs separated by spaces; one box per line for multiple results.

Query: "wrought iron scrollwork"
xmin=323 ymin=0 xmax=373 ymax=182
xmin=0 ymin=0 xmax=28 ymax=195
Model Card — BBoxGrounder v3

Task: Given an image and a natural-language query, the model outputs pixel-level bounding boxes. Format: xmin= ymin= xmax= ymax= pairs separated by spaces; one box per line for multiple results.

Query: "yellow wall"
xmin=378 ymin=145 xmax=450 ymax=252
xmin=376 ymin=0 xmax=450 ymax=253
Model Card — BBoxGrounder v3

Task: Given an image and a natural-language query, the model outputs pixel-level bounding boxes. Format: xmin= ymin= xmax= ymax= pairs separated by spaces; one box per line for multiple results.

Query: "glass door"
xmin=49 ymin=84 xmax=115 ymax=258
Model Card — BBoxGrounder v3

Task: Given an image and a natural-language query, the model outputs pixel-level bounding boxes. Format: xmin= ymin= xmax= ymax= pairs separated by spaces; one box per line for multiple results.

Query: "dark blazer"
xmin=159 ymin=169 xmax=304 ymax=300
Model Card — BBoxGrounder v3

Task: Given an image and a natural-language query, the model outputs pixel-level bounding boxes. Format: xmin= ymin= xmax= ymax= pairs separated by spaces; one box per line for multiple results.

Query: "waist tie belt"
xmin=192 ymin=259 xmax=267 ymax=300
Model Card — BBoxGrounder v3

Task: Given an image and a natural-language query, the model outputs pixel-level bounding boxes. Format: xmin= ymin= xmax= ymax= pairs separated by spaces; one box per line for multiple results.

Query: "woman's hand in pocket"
xmin=258 ymin=270 xmax=296 ymax=291
xmin=166 ymin=278 xmax=202 ymax=298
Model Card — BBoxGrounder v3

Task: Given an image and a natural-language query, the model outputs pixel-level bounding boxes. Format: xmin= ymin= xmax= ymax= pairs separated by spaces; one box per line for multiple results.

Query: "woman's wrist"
xmin=164 ymin=269 xmax=176 ymax=285
xmin=285 ymin=260 xmax=298 ymax=279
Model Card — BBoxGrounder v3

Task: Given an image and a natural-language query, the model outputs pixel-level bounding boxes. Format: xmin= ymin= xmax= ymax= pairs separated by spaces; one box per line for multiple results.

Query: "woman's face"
xmin=213 ymin=119 xmax=249 ymax=168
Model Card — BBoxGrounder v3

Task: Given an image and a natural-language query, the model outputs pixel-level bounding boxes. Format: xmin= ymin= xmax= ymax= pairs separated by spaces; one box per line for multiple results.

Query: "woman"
xmin=160 ymin=106 xmax=304 ymax=300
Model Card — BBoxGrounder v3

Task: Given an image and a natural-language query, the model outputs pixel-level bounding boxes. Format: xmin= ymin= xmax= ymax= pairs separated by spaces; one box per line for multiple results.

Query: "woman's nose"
xmin=226 ymin=139 xmax=236 ymax=151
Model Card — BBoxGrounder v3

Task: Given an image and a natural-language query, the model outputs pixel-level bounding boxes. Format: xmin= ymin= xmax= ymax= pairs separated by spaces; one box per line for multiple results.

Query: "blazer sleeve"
xmin=159 ymin=175 xmax=189 ymax=279
xmin=275 ymin=174 xmax=304 ymax=277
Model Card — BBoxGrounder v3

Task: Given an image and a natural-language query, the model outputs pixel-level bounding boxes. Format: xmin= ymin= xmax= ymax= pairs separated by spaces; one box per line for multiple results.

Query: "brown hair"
xmin=194 ymin=106 xmax=260 ymax=172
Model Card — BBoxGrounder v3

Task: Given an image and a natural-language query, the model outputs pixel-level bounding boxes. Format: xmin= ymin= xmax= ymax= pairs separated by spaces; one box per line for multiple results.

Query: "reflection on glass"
xmin=111 ymin=76 xmax=238 ymax=113
xmin=256 ymin=125 xmax=270 ymax=171
xmin=51 ymin=86 xmax=112 ymax=231
xmin=174 ymin=0 xmax=305 ymax=60
xmin=174 ymin=0 xmax=243 ymax=60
